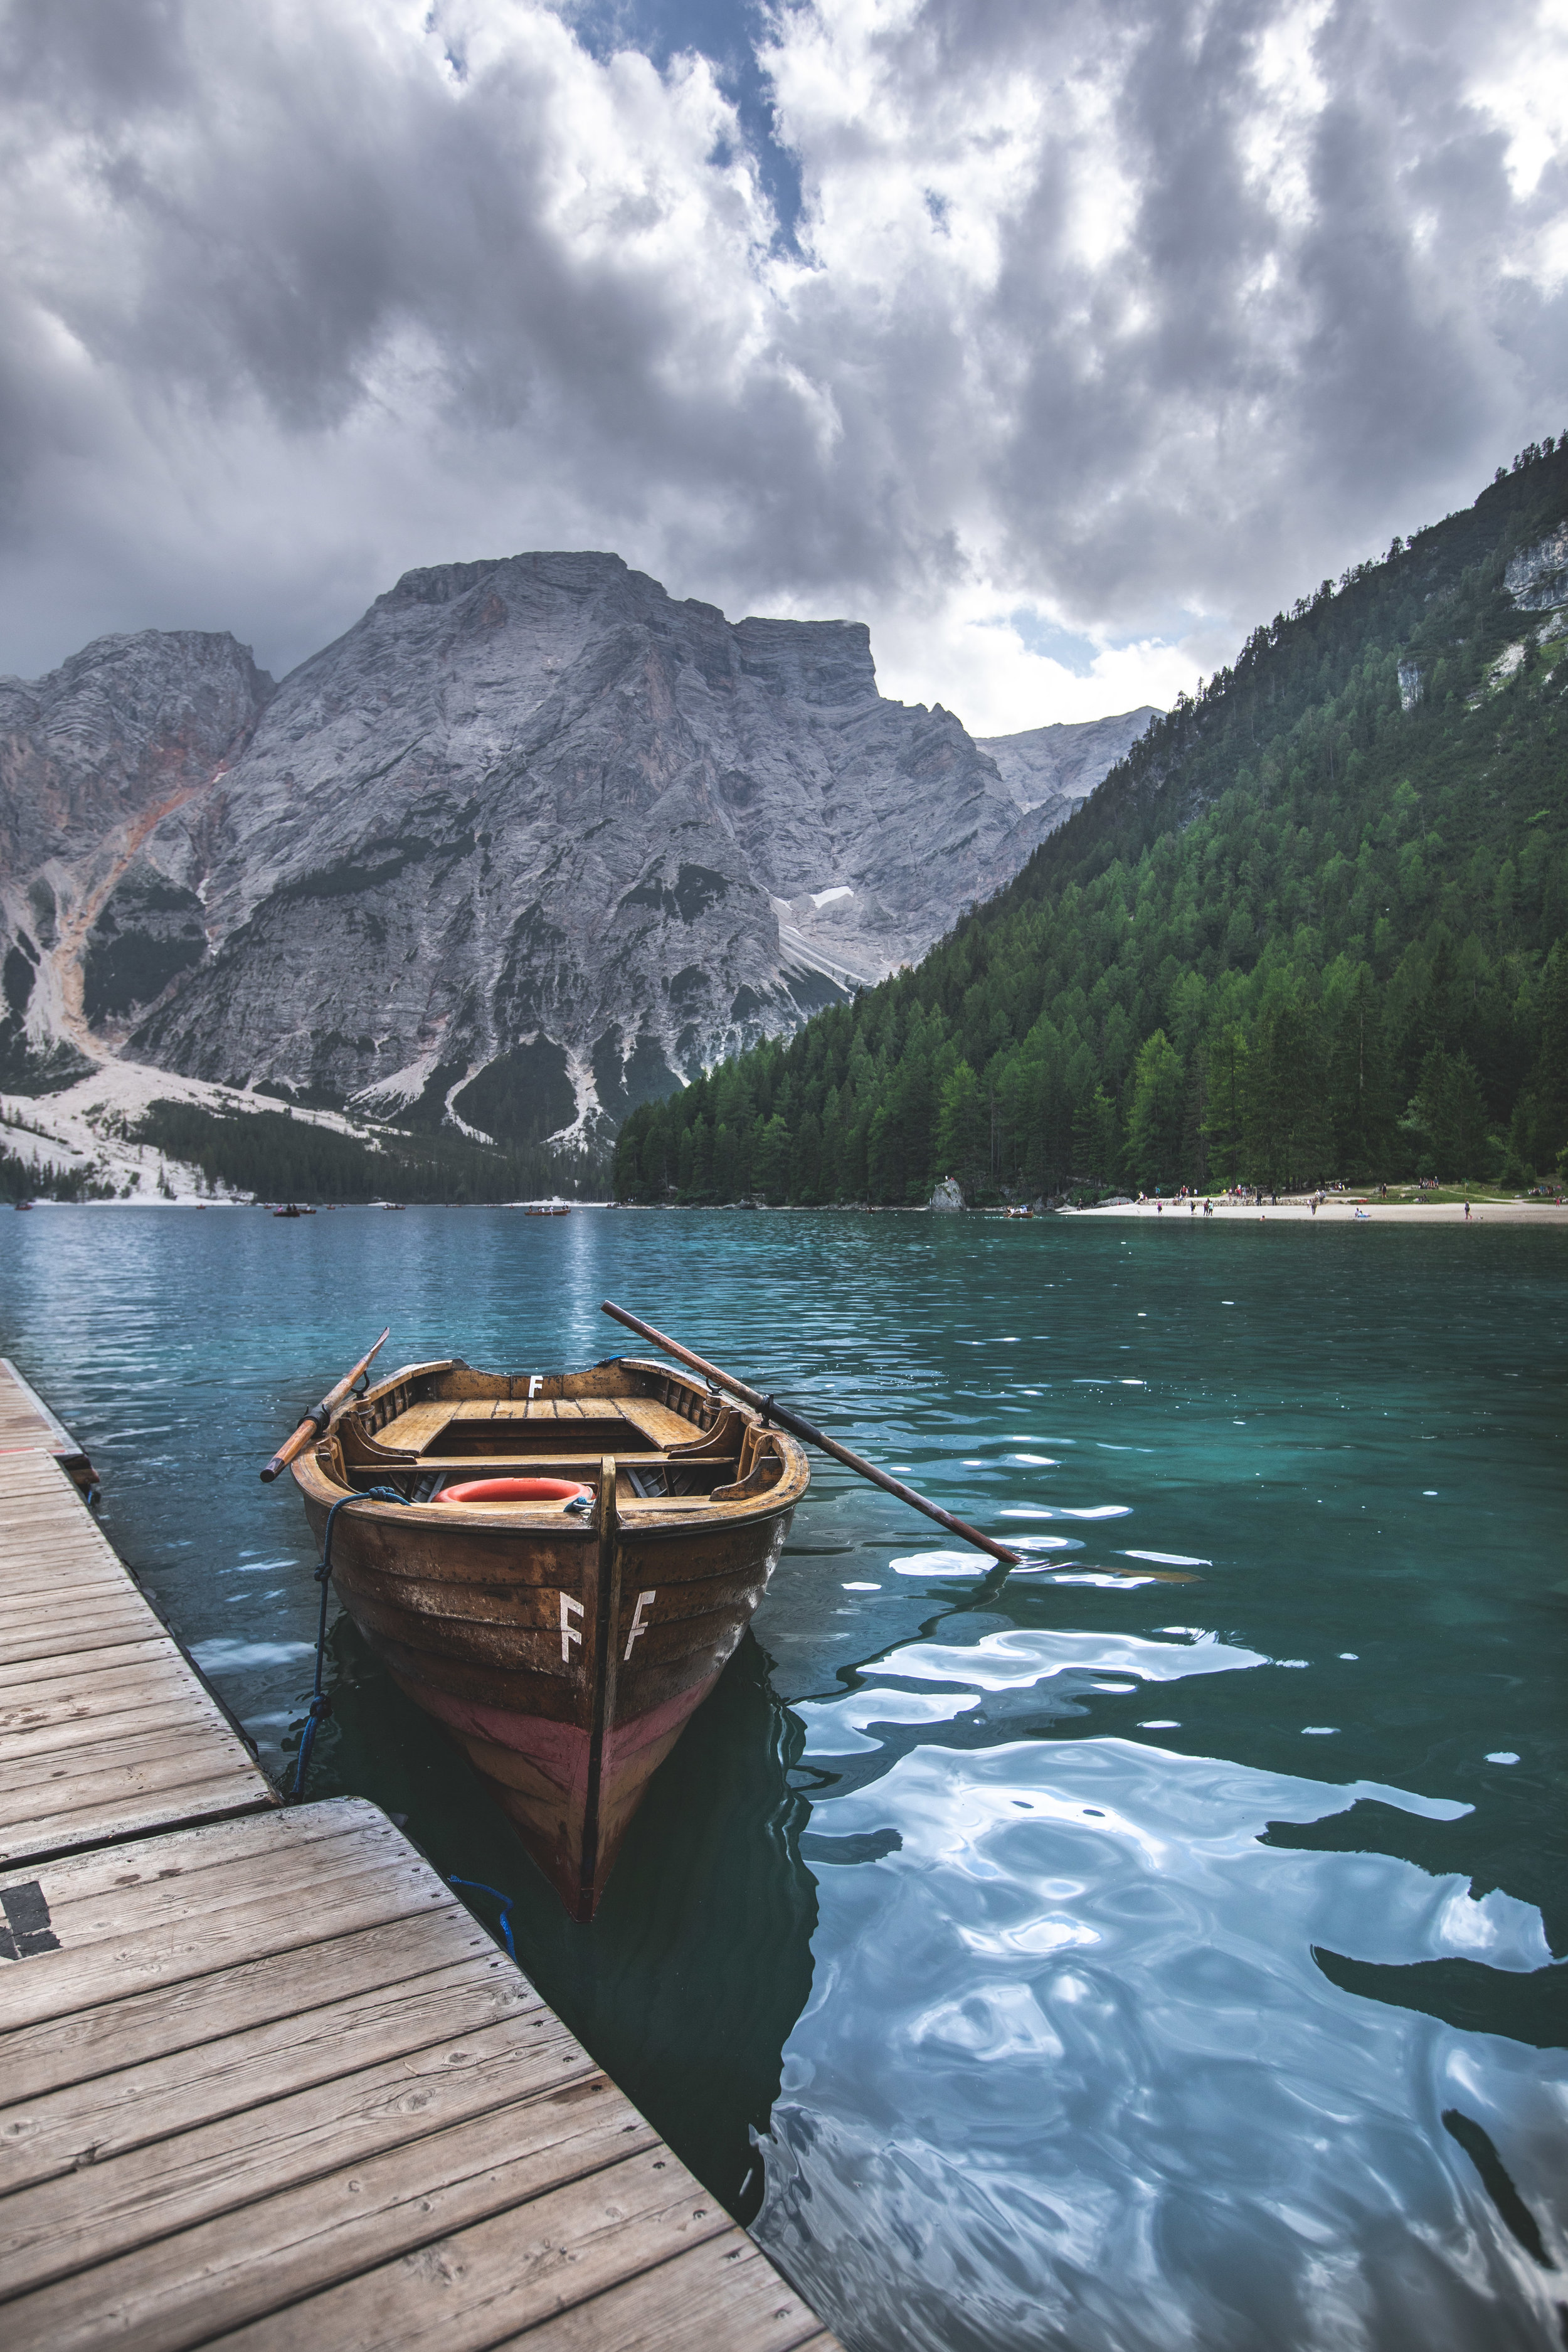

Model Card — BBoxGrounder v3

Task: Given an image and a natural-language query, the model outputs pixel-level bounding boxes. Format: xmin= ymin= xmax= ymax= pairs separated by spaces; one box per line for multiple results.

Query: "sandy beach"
xmin=1079 ymin=1197 xmax=1568 ymax=1224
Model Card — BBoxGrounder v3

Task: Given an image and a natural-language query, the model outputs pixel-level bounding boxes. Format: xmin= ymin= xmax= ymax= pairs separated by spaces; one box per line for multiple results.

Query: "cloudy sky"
xmin=1 ymin=0 xmax=1564 ymax=733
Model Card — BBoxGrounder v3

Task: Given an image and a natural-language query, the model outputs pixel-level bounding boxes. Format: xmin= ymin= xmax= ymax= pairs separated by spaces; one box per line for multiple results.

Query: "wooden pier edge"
xmin=0 ymin=1360 xmax=845 ymax=2352
xmin=0 ymin=1356 xmax=98 ymax=1495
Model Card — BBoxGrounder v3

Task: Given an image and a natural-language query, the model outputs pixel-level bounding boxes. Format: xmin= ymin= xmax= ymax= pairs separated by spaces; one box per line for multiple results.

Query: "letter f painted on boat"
xmin=623 ymin=1591 xmax=656 ymax=1662
xmin=559 ymin=1593 xmax=583 ymax=1664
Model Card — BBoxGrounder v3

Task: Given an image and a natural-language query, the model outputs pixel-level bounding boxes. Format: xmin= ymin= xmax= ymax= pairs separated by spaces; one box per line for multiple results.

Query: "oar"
xmin=601 ymin=1301 xmax=1022 ymax=1572
xmin=260 ymin=1328 xmax=390 ymax=1483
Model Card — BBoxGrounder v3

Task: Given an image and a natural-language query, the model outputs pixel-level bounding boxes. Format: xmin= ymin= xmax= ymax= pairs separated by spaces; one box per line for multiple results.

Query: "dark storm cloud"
xmin=960 ymin=0 xmax=1563 ymax=614
xmin=0 ymin=0 xmax=1561 ymax=721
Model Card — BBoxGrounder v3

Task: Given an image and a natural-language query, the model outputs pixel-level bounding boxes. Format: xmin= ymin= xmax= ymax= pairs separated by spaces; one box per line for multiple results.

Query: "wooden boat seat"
xmin=372 ymin=1399 xmax=652 ymax=1450
xmin=408 ymin=1454 xmax=739 ymax=1483
xmin=370 ymin=1389 xmax=721 ymax=1460
xmin=366 ymin=1414 xmax=665 ymax=1461
xmin=371 ymin=1401 xmax=452 ymax=1452
xmin=610 ymin=1397 xmax=705 ymax=1448
xmin=333 ymin=1411 xmax=743 ymax=1503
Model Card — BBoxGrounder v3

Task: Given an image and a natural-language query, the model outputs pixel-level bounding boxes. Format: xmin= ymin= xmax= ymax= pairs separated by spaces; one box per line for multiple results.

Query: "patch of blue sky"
xmin=990 ymin=603 xmax=1223 ymax=681
xmin=995 ymin=608 xmax=1104 ymax=677
xmin=554 ymin=0 xmax=803 ymax=248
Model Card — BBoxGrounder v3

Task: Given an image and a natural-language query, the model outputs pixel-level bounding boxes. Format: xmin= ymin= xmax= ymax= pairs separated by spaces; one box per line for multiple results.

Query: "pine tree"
xmin=935 ymin=1061 xmax=987 ymax=1194
xmin=1125 ymin=1030 xmax=1184 ymax=1186
xmin=1202 ymin=1024 xmax=1249 ymax=1183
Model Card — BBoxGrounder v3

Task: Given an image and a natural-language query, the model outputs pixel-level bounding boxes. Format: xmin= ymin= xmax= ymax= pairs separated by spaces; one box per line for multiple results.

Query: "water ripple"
xmin=761 ymin=1737 xmax=1564 ymax=2352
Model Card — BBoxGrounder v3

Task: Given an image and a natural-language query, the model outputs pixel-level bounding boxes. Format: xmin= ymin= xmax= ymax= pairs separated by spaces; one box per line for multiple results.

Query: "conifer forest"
xmin=616 ymin=443 xmax=1568 ymax=1206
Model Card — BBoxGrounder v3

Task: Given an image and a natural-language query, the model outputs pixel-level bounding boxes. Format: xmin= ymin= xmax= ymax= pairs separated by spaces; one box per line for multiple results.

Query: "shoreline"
xmin=1073 ymin=1198 xmax=1568 ymax=1224
xmin=6 ymin=1195 xmax=614 ymax=1210
xmin=8 ymin=1192 xmax=1565 ymax=1224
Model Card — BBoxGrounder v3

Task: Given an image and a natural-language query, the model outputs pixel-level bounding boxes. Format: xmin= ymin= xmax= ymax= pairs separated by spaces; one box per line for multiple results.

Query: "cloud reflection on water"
xmin=761 ymin=1677 xmax=1562 ymax=2351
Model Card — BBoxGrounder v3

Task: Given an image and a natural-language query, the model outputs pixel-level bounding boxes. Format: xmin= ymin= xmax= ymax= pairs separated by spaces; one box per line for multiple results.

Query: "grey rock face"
xmin=1 ymin=554 xmax=1154 ymax=1141
xmin=1505 ymin=526 xmax=1568 ymax=612
xmin=975 ymin=707 xmax=1157 ymax=832
xmin=0 ymin=628 xmax=272 ymax=877
xmin=0 ymin=630 xmax=272 ymax=1087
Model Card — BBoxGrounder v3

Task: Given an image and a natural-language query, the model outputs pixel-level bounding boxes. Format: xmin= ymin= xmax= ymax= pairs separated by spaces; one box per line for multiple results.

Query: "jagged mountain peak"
xmin=1 ymin=553 xmax=1155 ymax=1143
xmin=731 ymin=615 xmax=879 ymax=708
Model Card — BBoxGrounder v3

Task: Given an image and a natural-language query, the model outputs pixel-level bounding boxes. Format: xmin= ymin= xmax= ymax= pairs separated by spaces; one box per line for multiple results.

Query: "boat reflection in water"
xmin=319 ymin=1617 xmax=819 ymax=2221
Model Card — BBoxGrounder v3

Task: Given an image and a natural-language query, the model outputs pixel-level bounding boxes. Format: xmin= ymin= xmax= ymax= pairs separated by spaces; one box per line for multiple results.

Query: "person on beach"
xmin=1465 ymin=1200 xmax=1471 ymax=1222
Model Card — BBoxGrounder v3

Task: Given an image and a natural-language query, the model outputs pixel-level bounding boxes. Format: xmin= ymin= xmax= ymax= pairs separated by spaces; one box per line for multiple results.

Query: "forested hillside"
xmin=616 ymin=440 xmax=1568 ymax=1204
xmin=130 ymin=1101 xmax=601 ymax=1204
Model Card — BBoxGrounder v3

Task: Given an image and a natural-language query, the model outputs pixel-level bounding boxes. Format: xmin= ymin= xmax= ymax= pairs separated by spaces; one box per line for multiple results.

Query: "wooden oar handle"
xmin=261 ymin=1328 xmax=390 ymax=1483
xmin=600 ymin=1301 xmax=1021 ymax=1570
xmin=261 ymin=1411 xmax=331 ymax=1485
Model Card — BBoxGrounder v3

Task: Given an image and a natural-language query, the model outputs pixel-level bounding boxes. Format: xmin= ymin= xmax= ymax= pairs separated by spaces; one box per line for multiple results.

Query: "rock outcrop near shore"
xmin=1 ymin=553 xmax=1152 ymax=1143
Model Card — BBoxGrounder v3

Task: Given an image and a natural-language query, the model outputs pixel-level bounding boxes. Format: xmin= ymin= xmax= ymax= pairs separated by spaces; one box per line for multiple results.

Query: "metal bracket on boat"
xmin=563 ymin=1492 xmax=594 ymax=1515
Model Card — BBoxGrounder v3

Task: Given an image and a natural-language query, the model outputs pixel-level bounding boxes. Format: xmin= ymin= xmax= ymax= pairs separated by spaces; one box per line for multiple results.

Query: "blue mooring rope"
xmin=290 ymin=1485 xmax=408 ymax=1803
xmin=448 ymin=1877 xmax=518 ymax=1959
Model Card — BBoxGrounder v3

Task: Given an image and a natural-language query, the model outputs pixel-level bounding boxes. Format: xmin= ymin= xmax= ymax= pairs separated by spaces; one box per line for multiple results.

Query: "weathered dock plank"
xmin=0 ymin=1430 xmax=275 ymax=1865
xmin=0 ymin=1356 xmax=98 ymax=1492
xmin=0 ymin=1803 xmax=835 ymax=2352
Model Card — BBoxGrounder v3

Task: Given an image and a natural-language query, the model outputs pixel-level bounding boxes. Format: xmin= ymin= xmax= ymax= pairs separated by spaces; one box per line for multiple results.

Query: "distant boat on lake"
xmin=287 ymin=1351 xmax=809 ymax=1918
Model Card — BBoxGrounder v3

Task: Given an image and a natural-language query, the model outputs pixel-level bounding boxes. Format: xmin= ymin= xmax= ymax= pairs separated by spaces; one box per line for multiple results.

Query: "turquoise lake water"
xmin=2 ymin=1205 xmax=1564 ymax=2349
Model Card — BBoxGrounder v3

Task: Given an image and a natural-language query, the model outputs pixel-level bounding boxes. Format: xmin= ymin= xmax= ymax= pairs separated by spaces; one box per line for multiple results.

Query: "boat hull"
xmin=292 ymin=1358 xmax=805 ymax=1917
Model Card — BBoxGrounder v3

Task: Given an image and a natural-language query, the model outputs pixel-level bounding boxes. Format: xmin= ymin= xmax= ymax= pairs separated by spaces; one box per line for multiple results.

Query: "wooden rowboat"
xmin=290 ymin=1352 xmax=810 ymax=1920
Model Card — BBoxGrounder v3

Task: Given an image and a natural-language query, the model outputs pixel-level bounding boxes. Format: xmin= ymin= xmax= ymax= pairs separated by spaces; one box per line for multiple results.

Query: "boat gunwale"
xmin=292 ymin=1353 xmax=810 ymax=1534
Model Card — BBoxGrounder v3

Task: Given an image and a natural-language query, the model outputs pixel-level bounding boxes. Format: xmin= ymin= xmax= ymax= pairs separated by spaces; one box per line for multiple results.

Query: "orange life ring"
xmin=437 ymin=1477 xmax=591 ymax=1505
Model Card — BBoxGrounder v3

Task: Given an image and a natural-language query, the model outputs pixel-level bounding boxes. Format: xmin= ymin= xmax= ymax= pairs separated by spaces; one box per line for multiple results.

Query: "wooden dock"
xmin=0 ymin=1362 xmax=840 ymax=2352
xmin=0 ymin=1412 xmax=275 ymax=1870
xmin=0 ymin=1355 xmax=99 ymax=1496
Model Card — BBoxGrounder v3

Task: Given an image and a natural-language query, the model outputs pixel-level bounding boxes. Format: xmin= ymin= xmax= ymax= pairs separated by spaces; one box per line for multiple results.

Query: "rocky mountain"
xmin=0 ymin=631 xmax=273 ymax=1089
xmin=1 ymin=552 xmax=1153 ymax=1148
xmin=975 ymin=709 xmax=1158 ymax=829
